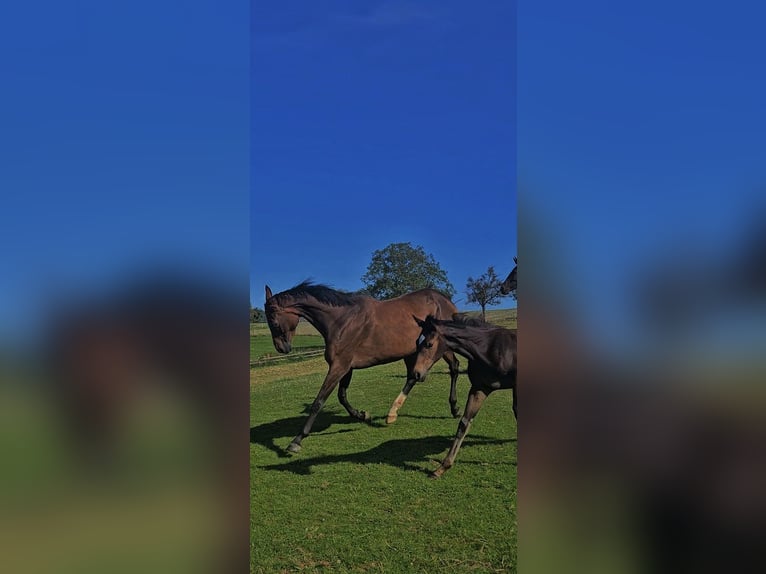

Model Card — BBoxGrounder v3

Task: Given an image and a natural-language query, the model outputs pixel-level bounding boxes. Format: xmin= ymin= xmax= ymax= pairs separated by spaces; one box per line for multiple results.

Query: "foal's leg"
xmin=386 ymin=356 xmax=417 ymax=425
xmin=287 ymin=363 xmax=348 ymax=453
xmin=512 ymin=385 xmax=517 ymax=420
xmin=337 ymin=369 xmax=371 ymax=422
xmin=443 ymin=351 xmax=461 ymax=418
xmin=431 ymin=387 xmax=489 ymax=478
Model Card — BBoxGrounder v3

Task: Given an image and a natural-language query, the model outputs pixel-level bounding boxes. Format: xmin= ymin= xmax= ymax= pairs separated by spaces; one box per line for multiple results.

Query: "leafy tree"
xmin=361 ymin=242 xmax=455 ymax=300
xmin=466 ymin=266 xmax=503 ymax=321
xmin=250 ymin=305 xmax=266 ymax=323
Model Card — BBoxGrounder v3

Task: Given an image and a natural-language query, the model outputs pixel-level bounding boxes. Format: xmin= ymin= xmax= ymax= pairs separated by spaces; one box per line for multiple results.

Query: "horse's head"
xmin=412 ymin=315 xmax=447 ymax=382
xmin=264 ymin=285 xmax=300 ymax=354
xmin=500 ymin=256 xmax=518 ymax=295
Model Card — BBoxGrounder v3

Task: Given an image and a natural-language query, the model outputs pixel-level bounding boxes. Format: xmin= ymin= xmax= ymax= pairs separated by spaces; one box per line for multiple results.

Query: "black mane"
xmin=450 ymin=313 xmax=496 ymax=328
xmin=440 ymin=313 xmax=499 ymax=329
xmin=277 ymin=281 xmax=362 ymax=307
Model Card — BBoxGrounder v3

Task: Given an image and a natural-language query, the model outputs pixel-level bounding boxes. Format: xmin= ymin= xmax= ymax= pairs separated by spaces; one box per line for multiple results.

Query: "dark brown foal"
xmin=413 ymin=314 xmax=516 ymax=478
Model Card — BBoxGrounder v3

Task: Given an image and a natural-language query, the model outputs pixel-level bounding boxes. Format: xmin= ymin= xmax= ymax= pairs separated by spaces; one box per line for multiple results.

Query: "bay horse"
xmin=413 ymin=314 xmax=516 ymax=478
xmin=263 ymin=282 xmax=461 ymax=453
xmin=500 ymin=257 xmax=518 ymax=295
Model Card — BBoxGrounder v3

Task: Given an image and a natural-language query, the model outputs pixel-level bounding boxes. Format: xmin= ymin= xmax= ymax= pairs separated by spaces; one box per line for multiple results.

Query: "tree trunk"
xmin=480 ymin=304 xmax=486 ymax=322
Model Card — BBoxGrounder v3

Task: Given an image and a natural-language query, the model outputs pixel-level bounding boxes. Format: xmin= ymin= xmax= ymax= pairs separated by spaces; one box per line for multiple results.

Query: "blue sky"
xmin=0 ymin=1 xmax=249 ymax=343
xmin=516 ymin=1 xmax=766 ymax=349
xmin=250 ymin=1 xmax=517 ymax=309
xmin=4 ymin=0 xmax=763 ymax=347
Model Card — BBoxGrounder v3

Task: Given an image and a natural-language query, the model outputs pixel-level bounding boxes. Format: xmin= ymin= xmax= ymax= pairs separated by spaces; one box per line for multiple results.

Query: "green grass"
xmin=0 ymin=376 xmax=233 ymax=573
xmin=251 ymin=321 xmax=325 ymax=362
xmin=465 ymin=308 xmax=517 ymax=330
xmin=250 ymin=309 xmax=517 ymax=573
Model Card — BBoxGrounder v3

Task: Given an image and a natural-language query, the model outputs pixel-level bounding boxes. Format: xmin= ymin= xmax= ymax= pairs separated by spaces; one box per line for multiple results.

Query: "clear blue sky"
xmin=0 ymin=1 xmax=249 ymax=343
xmin=3 ymin=1 xmax=763 ymax=343
xmin=250 ymin=1 xmax=517 ymax=310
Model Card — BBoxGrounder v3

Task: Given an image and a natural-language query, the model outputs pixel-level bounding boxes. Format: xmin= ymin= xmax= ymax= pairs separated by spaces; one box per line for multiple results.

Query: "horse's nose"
xmin=414 ymin=369 xmax=426 ymax=382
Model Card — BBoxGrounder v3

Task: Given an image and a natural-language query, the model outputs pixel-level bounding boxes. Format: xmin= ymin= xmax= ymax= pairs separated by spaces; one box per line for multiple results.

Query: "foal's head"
xmin=412 ymin=315 xmax=448 ymax=382
xmin=500 ymin=256 xmax=518 ymax=295
xmin=264 ymin=285 xmax=300 ymax=354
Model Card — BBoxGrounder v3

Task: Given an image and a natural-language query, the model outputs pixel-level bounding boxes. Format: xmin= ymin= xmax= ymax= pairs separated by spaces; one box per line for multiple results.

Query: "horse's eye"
xmin=425 ymin=342 xmax=433 ymax=349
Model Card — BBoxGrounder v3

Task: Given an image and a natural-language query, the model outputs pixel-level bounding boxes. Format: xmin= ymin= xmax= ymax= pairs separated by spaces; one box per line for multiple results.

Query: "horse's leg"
xmin=386 ymin=356 xmax=417 ymax=425
xmin=512 ymin=384 xmax=517 ymax=420
xmin=385 ymin=379 xmax=415 ymax=425
xmin=286 ymin=364 xmax=348 ymax=453
xmin=443 ymin=351 xmax=461 ymax=418
xmin=431 ymin=386 xmax=489 ymax=478
xmin=337 ymin=369 xmax=372 ymax=423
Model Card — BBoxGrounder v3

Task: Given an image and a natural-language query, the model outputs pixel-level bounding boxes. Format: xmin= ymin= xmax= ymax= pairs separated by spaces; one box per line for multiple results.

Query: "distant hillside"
xmin=459 ymin=308 xmax=517 ymax=330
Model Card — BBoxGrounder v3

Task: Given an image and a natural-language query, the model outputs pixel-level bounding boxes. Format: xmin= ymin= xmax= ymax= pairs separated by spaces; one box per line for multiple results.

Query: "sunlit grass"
xmin=250 ymin=316 xmax=517 ymax=573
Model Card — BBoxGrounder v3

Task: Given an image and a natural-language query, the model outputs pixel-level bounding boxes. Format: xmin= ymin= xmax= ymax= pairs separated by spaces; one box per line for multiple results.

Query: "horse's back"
xmin=345 ymin=289 xmax=456 ymax=364
xmin=380 ymin=288 xmax=457 ymax=318
xmin=372 ymin=290 xmax=453 ymax=325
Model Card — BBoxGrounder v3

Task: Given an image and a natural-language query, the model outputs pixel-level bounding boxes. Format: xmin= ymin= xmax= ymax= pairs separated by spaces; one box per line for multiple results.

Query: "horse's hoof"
xmin=286 ymin=442 xmax=302 ymax=454
xmin=451 ymin=410 xmax=461 ymax=419
xmin=386 ymin=415 xmax=398 ymax=425
xmin=430 ymin=467 xmax=445 ymax=479
xmin=362 ymin=411 xmax=372 ymax=423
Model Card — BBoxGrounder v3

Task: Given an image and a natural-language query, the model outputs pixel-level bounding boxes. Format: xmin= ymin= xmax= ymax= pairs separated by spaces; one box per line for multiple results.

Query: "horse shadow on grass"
xmin=393 ymin=413 xmax=460 ymax=421
xmin=256 ymin=434 xmax=516 ymax=476
xmin=251 ymin=404 xmax=387 ymax=458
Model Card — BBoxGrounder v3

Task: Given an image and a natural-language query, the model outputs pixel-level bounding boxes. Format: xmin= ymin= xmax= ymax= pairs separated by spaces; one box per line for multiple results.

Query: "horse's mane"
xmin=277 ymin=280 xmax=362 ymax=307
xmin=450 ymin=313 xmax=494 ymax=328
xmin=438 ymin=313 xmax=501 ymax=329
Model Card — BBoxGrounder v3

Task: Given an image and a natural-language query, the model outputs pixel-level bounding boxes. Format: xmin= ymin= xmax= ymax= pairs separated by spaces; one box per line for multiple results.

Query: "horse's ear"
xmin=513 ymin=256 xmax=518 ymax=264
xmin=413 ymin=315 xmax=426 ymax=328
xmin=265 ymin=285 xmax=273 ymax=300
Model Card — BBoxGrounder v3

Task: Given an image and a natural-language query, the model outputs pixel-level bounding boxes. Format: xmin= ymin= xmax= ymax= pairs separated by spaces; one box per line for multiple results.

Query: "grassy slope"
xmin=250 ymin=308 xmax=517 ymax=573
xmin=462 ymin=308 xmax=517 ymax=330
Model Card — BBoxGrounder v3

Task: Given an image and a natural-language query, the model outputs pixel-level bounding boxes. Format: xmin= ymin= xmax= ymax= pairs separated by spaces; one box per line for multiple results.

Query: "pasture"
xmin=250 ymin=309 xmax=517 ymax=573
xmin=251 ymin=320 xmax=325 ymax=365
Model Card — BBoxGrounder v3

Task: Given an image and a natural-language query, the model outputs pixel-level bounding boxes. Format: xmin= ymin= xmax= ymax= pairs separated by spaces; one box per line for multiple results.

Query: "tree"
xmin=250 ymin=305 xmax=266 ymax=323
xmin=361 ymin=242 xmax=455 ymax=300
xmin=466 ymin=266 xmax=503 ymax=321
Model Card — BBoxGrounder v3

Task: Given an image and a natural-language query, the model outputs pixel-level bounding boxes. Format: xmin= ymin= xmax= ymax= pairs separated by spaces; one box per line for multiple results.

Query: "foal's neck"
xmin=442 ymin=326 xmax=489 ymax=363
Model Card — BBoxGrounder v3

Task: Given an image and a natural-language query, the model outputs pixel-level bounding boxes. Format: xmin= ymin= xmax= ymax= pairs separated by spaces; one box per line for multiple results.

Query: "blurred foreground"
xmin=519 ymin=208 xmax=766 ymax=574
xmin=0 ymin=270 xmax=248 ymax=574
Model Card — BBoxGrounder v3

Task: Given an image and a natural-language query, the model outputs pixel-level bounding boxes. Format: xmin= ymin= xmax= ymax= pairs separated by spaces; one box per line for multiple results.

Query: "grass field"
xmin=251 ymin=321 xmax=325 ymax=363
xmin=250 ymin=308 xmax=517 ymax=573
